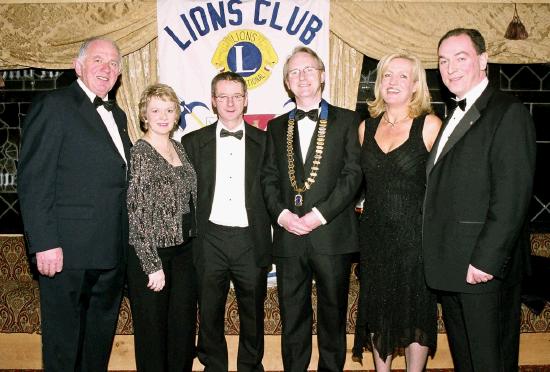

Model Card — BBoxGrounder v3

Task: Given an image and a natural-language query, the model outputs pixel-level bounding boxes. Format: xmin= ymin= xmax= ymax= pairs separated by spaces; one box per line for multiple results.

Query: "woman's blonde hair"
xmin=368 ymin=53 xmax=433 ymax=118
xmin=138 ymin=83 xmax=181 ymax=133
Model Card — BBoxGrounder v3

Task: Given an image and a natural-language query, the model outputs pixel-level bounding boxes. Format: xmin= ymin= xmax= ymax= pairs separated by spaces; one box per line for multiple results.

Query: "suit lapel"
xmin=113 ymin=107 xmax=131 ymax=160
xmin=303 ymin=105 xmax=334 ymax=176
xmin=72 ymin=82 xmax=129 ymax=163
xmin=436 ymin=107 xmax=480 ymax=164
xmin=427 ymin=87 xmax=493 ymax=176
xmin=244 ymin=125 xmax=261 ymax=208
xmin=304 ymin=124 xmax=319 ymax=169
xmin=199 ymin=124 xmax=218 ymax=213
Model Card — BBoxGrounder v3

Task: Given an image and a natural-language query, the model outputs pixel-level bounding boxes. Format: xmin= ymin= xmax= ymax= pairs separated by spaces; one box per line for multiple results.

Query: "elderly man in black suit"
xmin=422 ymin=28 xmax=536 ymax=371
xmin=182 ymin=71 xmax=272 ymax=372
xmin=261 ymin=46 xmax=362 ymax=372
xmin=18 ymin=37 xmax=131 ymax=372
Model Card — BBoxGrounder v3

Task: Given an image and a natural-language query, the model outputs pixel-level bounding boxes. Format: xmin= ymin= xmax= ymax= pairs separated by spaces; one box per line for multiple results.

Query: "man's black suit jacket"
xmin=181 ymin=122 xmax=272 ymax=267
xmin=261 ymin=104 xmax=362 ymax=257
xmin=18 ymin=81 xmax=132 ymax=269
xmin=422 ymin=86 xmax=536 ymax=294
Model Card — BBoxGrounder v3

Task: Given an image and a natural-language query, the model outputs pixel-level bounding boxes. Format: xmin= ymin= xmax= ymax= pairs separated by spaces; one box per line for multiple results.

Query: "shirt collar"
xmin=77 ymin=78 xmax=109 ymax=102
xmin=459 ymin=77 xmax=489 ymax=112
xmin=296 ymin=99 xmax=322 ymax=112
xmin=216 ymin=120 xmax=245 ymax=136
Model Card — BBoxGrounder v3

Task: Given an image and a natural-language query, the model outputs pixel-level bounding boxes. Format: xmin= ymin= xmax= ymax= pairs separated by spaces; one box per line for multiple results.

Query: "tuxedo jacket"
xmin=18 ymin=81 xmax=132 ymax=270
xmin=261 ymin=104 xmax=362 ymax=257
xmin=422 ymin=86 xmax=536 ymax=294
xmin=181 ymin=122 xmax=272 ymax=268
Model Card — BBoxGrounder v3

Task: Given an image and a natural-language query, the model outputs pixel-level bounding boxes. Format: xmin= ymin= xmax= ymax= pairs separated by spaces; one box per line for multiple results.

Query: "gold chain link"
xmin=286 ymin=118 xmax=327 ymax=194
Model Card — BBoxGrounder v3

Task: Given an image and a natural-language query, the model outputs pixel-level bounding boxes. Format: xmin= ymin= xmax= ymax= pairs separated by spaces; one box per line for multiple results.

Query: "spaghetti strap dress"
xmin=353 ymin=114 xmax=437 ymax=360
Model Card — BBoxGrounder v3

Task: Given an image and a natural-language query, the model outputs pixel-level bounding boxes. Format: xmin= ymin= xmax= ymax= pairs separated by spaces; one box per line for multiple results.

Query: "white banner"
xmin=157 ymin=0 xmax=330 ymax=139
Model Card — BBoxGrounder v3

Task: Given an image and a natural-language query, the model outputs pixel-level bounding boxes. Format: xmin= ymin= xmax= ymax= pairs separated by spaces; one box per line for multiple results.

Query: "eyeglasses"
xmin=287 ymin=66 xmax=321 ymax=78
xmin=214 ymin=94 xmax=245 ymax=103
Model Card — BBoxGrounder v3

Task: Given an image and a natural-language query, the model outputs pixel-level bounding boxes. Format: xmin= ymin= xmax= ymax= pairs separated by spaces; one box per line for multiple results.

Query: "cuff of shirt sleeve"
xmin=312 ymin=207 xmax=327 ymax=225
xmin=277 ymin=209 xmax=291 ymax=227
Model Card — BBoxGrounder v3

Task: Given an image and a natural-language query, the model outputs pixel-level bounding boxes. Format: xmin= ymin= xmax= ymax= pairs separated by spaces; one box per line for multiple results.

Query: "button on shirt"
xmin=209 ymin=121 xmax=248 ymax=227
xmin=434 ymin=78 xmax=489 ymax=163
xmin=77 ymin=79 xmax=127 ymax=164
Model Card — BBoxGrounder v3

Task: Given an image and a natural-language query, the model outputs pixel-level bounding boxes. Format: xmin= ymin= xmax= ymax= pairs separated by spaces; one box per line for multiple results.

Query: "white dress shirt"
xmin=209 ymin=120 xmax=248 ymax=227
xmin=297 ymin=111 xmax=318 ymax=164
xmin=77 ymin=79 xmax=127 ymax=163
xmin=434 ymin=78 xmax=489 ymax=163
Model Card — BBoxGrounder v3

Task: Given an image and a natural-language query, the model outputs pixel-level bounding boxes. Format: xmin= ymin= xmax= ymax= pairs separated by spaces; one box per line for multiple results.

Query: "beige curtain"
xmin=329 ymin=32 xmax=364 ymax=110
xmin=0 ymin=1 xmax=157 ymax=70
xmin=330 ymin=1 xmax=550 ymax=69
xmin=3 ymin=1 xmax=549 ymax=70
xmin=117 ymin=39 xmax=158 ymax=143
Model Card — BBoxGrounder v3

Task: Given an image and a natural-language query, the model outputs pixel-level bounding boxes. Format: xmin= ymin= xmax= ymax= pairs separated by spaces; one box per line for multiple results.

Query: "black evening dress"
xmin=353 ymin=114 xmax=437 ymax=360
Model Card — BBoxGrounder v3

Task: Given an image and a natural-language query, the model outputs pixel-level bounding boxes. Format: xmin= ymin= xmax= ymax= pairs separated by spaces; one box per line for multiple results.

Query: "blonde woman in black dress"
xmin=353 ymin=53 xmax=441 ymax=371
xmin=127 ymin=84 xmax=197 ymax=371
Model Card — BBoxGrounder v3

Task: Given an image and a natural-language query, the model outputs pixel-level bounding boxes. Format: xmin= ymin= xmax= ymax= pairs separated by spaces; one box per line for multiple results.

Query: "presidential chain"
xmin=286 ymin=117 xmax=327 ymax=206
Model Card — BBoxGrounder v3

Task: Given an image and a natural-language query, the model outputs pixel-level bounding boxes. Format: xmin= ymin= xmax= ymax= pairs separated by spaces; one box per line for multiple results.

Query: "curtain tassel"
xmin=505 ymin=3 xmax=529 ymax=40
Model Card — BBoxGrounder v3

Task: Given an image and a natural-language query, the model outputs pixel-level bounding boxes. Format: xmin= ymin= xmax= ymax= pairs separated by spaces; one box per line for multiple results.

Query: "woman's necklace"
xmin=145 ymin=136 xmax=177 ymax=164
xmin=383 ymin=113 xmax=410 ymax=128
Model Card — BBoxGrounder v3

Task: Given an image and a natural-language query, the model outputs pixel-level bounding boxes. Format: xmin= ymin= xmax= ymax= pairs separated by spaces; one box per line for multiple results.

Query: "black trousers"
xmin=275 ymin=244 xmax=352 ymax=372
xmin=38 ymin=265 xmax=125 ymax=372
xmin=127 ymin=241 xmax=197 ymax=372
xmin=439 ymin=282 xmax=522 ymax=372
xmin=195 ymin=222 xmax=268 ymax=372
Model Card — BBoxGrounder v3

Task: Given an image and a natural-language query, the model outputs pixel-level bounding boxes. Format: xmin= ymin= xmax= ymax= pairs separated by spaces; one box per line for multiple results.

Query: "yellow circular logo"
xmin=212 ymin=29 xmax=278 ymax=89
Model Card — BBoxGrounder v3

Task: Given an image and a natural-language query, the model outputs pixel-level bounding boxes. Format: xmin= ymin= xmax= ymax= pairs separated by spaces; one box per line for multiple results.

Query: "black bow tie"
xmin=93 ymin=96 xmax=115 ymax=112
xmin=449 ymin=98 xmax=467 ymax=112
xmin=220 ymin=128 xmax=243 ymax=140
xmin=295 ymin=109 xmax=318 ymax=122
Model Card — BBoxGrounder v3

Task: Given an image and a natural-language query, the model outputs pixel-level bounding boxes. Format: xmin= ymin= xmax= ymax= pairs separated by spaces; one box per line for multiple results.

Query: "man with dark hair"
xmin=182 ymin=71 xmax=271 ymax=372
xmin=423 ymin=28 xmax=536 ymax=370
xmin=18 ymin=37 xmax=131 ymax=371
xmin=261 ymin=46 xmax=362 ymax=372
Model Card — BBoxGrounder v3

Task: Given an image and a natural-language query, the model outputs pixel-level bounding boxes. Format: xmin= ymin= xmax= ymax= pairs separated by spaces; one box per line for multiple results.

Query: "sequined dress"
xmin=353 ymin=114 xmax=437 ymax=360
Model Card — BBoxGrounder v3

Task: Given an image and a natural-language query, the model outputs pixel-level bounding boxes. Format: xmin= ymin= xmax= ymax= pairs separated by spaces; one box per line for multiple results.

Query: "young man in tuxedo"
xmin=423 ymin=28 xmax=536 ymax=371
xmin=261 ymin=46 xmax=362 ymax=372
xmin=182 ymin=71 xmax=271 ymax=372
xmin=18 ymin=37 xmax=131 ymax=371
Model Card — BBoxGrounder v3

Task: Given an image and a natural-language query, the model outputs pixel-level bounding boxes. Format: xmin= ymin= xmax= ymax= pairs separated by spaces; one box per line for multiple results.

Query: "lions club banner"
xmin=157 ymin=0 xmax=330 ymax=139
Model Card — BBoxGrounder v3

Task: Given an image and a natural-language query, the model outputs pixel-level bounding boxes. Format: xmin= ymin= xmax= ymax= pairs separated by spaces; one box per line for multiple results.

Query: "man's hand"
xmin=36 ymin=247 xmax=63 ymax=277
xmin=279 ymin=211 xmax=313 ymax=236
xmin=466 ymin=264 xmax=494 ymax=284
xmin=300 ymin=211 xmax=322 ymax=231
xmin=148 ymin=269 xmax=166 ymax=292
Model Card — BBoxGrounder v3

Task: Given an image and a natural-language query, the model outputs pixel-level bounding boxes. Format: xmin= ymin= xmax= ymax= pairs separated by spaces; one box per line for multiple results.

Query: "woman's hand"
xmin=147 ymin=269 xmax=166 ymax=292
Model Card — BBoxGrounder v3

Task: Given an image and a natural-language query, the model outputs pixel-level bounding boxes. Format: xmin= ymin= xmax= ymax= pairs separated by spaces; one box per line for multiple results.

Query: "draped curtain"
xmin=330 ymin=1 xmax=550 ymax=69
xmin=329 ymin=32 xmax=364 ymax=110
xmin=2 ymin=0 xmax=549 ymax=140
xmin=118 ymin=40 xmax=157 ymax=142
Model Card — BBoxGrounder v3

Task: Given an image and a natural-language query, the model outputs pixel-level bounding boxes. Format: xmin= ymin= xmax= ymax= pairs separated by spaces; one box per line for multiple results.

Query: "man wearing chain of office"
xmin=261 ymin=46 xmax=362 ymax=372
